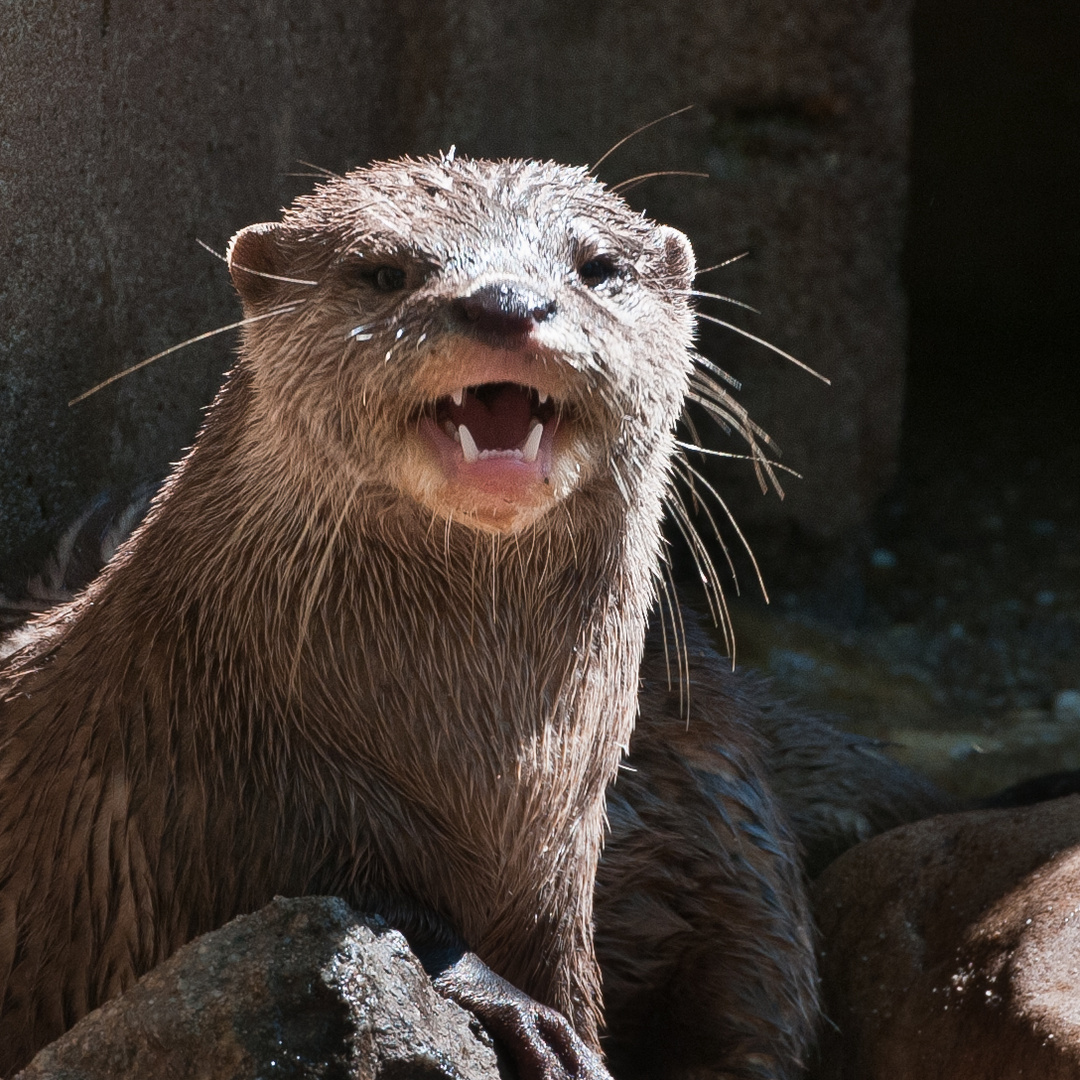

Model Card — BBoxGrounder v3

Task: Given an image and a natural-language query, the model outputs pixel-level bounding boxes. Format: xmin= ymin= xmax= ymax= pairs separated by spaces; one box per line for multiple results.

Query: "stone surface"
xmin=17 ymin=896 xmax=505 ymax=1080
xmin=811 ymin=796 xmax=1080 ymax=1079
xmin=1 ymin=0 xmax=913 ymax=583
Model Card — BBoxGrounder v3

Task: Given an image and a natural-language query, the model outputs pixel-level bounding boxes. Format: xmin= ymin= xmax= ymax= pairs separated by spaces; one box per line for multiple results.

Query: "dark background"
xmin=722 ymin=0 xmax=1080 ymax=797
xmin=905 ymin=0 xmax=1080 ymax=456
xmin=755 ymin=0 xmax=1080 ymax=592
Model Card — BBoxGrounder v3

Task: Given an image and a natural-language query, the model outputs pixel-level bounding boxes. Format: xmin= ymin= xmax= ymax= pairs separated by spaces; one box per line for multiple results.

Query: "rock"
xmin=17 ymin=896 xmax=506 ymax=1080
xmin=811 ymin=796 xmax=1080 ymax=1079
xmin=1 ymin=0 xmax=913 ymax=583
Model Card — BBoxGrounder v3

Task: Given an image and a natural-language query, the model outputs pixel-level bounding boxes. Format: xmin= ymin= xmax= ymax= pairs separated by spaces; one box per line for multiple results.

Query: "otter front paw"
xmin=432 ymin=951 xmax=610 ymax=1080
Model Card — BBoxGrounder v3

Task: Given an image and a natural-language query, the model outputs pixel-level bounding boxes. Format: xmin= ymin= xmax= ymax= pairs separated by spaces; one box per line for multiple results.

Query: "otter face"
xmin=228 ymin=156 xmax=695 ymax=534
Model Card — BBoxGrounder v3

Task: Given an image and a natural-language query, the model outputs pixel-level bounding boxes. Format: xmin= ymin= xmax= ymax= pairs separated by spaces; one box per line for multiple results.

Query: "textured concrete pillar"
xmin=0 ymin=0 xmax=911 ymax=580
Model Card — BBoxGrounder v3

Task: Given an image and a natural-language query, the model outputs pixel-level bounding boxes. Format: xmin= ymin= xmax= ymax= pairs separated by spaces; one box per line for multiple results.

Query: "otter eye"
xmin=373 ymin=265 xmax=406 ymax=291
xmin=578 ymin=256 xmax=616 ymax=287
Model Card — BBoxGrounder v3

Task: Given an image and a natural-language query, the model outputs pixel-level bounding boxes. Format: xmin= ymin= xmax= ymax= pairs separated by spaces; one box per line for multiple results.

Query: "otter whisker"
xmin=664 ymin=487 xmax=727 ymax=623
xmin=657 ymin=554 xmax=690 ymax=719
xmin=687 ymin=370 xmax=770 ymax=439
xmin=673 ymin=452 xmax=736 ymax=577
xmin=694 ymin=251 xmax=750 ymax=276
xmin=667 ymin=490 xmax=736 ymax=665
xmin=676 ymin=435 xmax=704 ymax=512
xmin=690 ymin=350 xmax=742 ymax=390
xmin=591 ymin=104 xmax=696 ymax=172
xmin=684 ymin=386 xmax=777 ymax=460
xmin=670 ymin=465 xmax=738 ymax=589
xmin=681 ymin=410 xmax=706 ymax=450
xmin=197 ymin=239 xmax=319 ymax=287
xmin=677 ymin=289 xmax=761 ymax=315
xmin=676 ymin=457 xmax=771 ymax=603
xmin=654 ymin=562 xmax=673 ymax=688
xmin=694 ymin=311 xmax=831 ymax=384
xmin=675 ymin=439 xmax=802 ymax=479
xmin=68 ymin=303 xmax=302 ymax=406
xmin=662 ymin=555 xmax=691 ymax=706
xmin=685 ymin=389 xmax=734 ymax=436
xmin=611 ymin=171 xmax=710 ymax=195
xmin=670 ymin=580 xmax=695 ymax=728
xmin=292 ymin=159 xmax=344 ymax=180
xmin=685 ymin=383 xmax=781 ymax=493
xmin=684 ymin=387 xmax=768 ymax=456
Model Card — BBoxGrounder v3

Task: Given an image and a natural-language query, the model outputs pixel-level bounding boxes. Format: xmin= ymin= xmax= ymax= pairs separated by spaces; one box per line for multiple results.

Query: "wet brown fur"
xmin=0 ymin=155 xmax=818 ymax=1077
xmin=602 ymin=615 xmax=816 ymax=1079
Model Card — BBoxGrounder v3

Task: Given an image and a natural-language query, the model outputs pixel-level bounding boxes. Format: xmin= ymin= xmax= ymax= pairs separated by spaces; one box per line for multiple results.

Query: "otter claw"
xmin=481 ymin=999 xmax=608 ymax=1080
xmin=432 ymin=951 xmax=611 ymax=1080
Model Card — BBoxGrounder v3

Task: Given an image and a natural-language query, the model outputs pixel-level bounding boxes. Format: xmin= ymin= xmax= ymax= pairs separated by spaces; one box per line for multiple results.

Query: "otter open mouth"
xmin=411 ymin=379 xmax=568 ymax=528
xmin=431 ymin=382 xmax=558 ymax=464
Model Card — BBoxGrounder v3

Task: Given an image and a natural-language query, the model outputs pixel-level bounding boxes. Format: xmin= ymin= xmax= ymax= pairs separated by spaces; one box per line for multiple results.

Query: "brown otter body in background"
xmin=601 ymin=616 xmax=817 ymax=1079
xmin=0 ymin=155 xmax=817 ymax=1078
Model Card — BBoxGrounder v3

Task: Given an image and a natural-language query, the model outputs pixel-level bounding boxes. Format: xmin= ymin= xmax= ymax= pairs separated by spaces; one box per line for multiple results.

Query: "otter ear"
xmin=656 ymin=225 xmax=695 ymax=292
xmin=228 ymin=223 xmax=285 ymax=307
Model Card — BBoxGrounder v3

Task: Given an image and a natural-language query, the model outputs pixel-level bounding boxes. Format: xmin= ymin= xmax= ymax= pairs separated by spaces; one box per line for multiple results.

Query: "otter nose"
xmin=456 ymin=282 xmax=557 ymax=337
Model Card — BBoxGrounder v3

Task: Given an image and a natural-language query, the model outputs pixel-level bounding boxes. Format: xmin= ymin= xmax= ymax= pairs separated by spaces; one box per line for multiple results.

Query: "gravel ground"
xmin=723 ymin=395 xmax=1080 ymax=800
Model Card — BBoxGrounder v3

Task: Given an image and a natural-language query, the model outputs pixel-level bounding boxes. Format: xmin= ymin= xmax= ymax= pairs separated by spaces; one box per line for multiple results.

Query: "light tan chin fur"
xmin=429 ymin=495 xmax=550 ymax=535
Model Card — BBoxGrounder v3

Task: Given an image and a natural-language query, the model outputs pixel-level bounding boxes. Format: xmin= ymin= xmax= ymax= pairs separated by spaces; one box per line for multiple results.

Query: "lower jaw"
xmin=409 ymin=418 xmax=562 ymax=533
xmin=427 ymin=475 xmax=556 ymax=534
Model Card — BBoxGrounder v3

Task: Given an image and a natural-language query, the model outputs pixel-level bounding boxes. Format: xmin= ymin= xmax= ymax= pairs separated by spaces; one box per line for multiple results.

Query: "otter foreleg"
xmin=384 ymin=906 xmax=611 ymax=1080
xmin=433 ymin=951 xmax=610 ymax=1080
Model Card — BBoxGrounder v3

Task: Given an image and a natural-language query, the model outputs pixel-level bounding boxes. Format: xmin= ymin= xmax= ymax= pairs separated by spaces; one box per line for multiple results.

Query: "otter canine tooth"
xmin=458 ymin=424 xmax=479 ymax=463
xmin=451 ymin=388 xmax=464 ymax=407
xmin=522 ymin=420 xmax=544 ymax=463
xmin=537 ymin=390 xmax=549 ymax=405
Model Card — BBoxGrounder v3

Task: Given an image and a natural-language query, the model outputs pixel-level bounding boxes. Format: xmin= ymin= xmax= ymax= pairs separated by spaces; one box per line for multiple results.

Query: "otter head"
xmin=227 ymin=155 xmax=695 ymax=534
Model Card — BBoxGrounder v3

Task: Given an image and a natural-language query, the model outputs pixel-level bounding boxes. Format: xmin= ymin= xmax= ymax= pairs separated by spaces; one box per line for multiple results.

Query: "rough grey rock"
xmin=1 ymin=0 xmax=913 ymax=583
xmin=17 ymin=896 xmax=506 ymax=1080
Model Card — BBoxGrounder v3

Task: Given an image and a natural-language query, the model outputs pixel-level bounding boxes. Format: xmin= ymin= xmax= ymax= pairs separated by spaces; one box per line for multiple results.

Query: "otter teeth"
xmin=521 ymin=418 xmax=544 ymax=463
xmin=451 ymin=387 xmax=464 ymax=407
xmin=458 ymin=424 xmax=480 ymax=463
xmin=450 ymin=419 xmax=545 ymax=465
xmin=537 ymin=390 xmax=549 ymax=405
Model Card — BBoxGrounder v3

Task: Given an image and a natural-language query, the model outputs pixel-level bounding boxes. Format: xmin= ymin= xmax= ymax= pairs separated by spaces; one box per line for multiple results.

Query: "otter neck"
xmin=131 ymin=369 xmax=663 ymax=770
xmin=90 ymin=368 xmax=665 ymax=1023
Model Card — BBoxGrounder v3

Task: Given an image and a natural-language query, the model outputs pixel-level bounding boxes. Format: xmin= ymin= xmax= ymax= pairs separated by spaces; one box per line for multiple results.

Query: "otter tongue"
xmin=458 ymin=384 xmax=534 ymax=451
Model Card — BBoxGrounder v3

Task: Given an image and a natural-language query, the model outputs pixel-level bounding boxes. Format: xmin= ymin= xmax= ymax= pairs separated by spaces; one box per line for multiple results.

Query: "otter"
xmin=0 ymin=154 xmax=818 ymax=1078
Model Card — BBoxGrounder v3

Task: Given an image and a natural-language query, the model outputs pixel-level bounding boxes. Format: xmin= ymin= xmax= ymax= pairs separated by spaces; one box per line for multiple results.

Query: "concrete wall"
xmin=0 ymin=0 xmax=912 ymax=582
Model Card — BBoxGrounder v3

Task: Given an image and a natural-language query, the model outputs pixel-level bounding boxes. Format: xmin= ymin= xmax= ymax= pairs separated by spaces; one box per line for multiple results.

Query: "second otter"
xmin=0 ymin=156 xmax=815 ymax=1077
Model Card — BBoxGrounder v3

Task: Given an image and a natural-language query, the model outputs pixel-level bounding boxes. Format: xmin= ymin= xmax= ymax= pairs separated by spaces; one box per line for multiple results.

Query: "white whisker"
xmin=695 ymin=311 xmax=831 ymax=384
xmin=68 ymin=304 xmax=301 ymax=406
